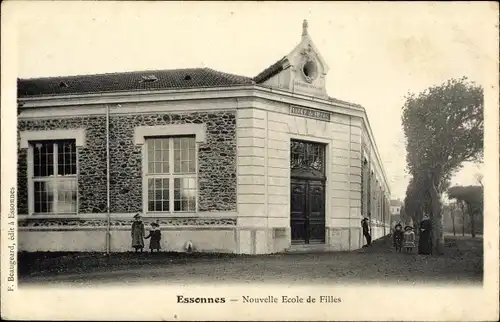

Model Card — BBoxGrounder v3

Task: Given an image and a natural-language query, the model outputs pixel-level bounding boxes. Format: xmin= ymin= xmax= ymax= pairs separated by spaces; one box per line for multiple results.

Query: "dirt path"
xmin=19 ymin=236 xmax=483 ymax=286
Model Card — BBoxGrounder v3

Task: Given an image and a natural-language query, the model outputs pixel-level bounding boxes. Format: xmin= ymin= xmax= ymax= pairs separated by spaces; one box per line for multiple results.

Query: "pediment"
xmin=288 ymin=39 xmax=329 ymax=77
xmin=254 ymin=20 xmax=330 ymax=98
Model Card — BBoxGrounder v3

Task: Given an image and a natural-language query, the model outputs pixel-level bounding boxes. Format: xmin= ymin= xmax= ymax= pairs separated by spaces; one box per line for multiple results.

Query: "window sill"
xmin=142 ymin=212 xmax=237 ymax=218
xmin=19 ymin=214 xmax=100 ymax=220
xmin=18 ymin=211 xmax=238 ymax=220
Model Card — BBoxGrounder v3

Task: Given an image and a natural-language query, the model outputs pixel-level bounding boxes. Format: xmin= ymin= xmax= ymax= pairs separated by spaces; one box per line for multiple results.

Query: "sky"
xmin=12 ymin=1 xmax=495 ymax=201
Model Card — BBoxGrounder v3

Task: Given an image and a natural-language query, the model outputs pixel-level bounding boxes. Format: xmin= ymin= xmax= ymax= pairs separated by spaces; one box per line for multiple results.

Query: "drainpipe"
xmin=368 ymin=149 xmax=373 ymax=236
xmin=106 ymin=104 xmax=111 ymax=255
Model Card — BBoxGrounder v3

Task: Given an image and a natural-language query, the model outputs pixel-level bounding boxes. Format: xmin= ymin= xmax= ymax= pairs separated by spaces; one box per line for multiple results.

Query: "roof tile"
xmin=17 ymin=68 xmax=255 ymax=97
xmin=17 ymin=66 xmax=362 ymax=111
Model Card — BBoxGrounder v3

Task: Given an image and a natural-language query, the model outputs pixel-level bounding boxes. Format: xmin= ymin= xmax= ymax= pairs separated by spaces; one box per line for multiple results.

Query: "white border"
xmin=19 ymin=129 xmax=86 ymax=149
xmin=133 ymin=123 xmax=206 ymax=145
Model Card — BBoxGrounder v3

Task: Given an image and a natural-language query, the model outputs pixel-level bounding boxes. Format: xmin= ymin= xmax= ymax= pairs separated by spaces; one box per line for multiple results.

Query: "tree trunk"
xmin=451 ymin=211 xmax=456 ymax=236
xmin=460 ymin=202 xmax=465 ymax=236
xmin=429 ymin=182 xmax=444 ymax=255
xmin=469 ymin=204 xmax=476 ymax=238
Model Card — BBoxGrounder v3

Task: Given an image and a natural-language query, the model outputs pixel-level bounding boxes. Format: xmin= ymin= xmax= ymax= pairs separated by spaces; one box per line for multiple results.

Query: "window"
xmin=31 ymin=140 xmax=77 ymax=214
xmin=140 ymin=75 xmax=158 ymax=83
xmin=290 ymin=140 xmax=325 ymax=173
xmin=145 ymin=136 xmax=197 ymax=213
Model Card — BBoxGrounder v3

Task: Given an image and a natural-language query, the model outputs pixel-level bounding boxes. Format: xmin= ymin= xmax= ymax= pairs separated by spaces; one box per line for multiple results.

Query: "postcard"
xmin=1 ymin=1 xmax=499 ymax=321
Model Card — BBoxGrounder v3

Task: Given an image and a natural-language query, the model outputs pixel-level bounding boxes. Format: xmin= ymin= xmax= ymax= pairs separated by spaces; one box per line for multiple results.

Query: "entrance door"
xmin=290 ymin=140 xmax=326 ymax=245
xmin=291 ymin=179 xmax=325 ymax=244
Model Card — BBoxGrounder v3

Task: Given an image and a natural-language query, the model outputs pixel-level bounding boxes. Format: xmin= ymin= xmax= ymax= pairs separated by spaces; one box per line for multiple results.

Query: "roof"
xmin=253 ymin=57 xmax=288 ymax=84
xmin=252 ymin=55 xmax=361 ymax=108
xmin=390 ymin=199 xmax=403 ymax=206
xmin=17 ymin=65 xmax=363 ymax=110
xmin=17 ymin=68 xmax=255 ymax=97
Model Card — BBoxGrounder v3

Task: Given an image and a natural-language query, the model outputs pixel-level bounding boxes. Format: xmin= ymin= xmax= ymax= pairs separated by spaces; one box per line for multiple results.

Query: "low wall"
xmin=17 ymin=218 xmax=391 ymax=253
xmin=18 ymin=228 xmax=238 ymax=253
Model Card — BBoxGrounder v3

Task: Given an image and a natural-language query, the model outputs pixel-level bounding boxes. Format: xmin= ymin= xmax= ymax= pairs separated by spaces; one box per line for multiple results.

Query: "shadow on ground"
xmin=18 ymin=235 xmax=483 ymax=285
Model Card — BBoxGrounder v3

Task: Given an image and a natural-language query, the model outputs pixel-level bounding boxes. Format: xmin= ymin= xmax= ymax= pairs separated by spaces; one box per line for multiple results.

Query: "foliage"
xmin=474 ymin=173 xmax=484 ymax=187
xmin=447 ymin=185 xmax=483 ymax=237
xmin=447 ymin=185 xmax=484 ymax=215
xmin=402 ymin=77 xmax=484 ymax=182
xmin=398 ymin=205 xmax=407 ymax=224
xmin=401 ymin=77 xmax=484 ymax=253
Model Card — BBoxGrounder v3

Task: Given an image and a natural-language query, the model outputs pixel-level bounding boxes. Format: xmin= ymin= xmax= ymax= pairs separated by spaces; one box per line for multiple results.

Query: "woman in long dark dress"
xmin=418 ymin=214 xmax=432 ymax=255
xmin=131 ymin=213 xmax=145 ymax=252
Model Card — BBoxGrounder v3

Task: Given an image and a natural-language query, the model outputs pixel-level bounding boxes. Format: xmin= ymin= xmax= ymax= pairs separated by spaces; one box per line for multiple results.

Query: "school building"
xmin=16 ymin=21 xmax=391 ymax=254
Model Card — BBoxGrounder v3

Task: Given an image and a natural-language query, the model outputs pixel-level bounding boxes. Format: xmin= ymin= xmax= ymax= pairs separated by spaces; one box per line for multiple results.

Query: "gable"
xmin=254 ymin=20 xmax=330 ymax=98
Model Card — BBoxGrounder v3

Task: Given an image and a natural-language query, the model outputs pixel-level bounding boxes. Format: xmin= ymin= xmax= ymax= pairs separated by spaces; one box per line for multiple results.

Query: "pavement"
xmin=18 ymin=235 xmax=483 ymax=286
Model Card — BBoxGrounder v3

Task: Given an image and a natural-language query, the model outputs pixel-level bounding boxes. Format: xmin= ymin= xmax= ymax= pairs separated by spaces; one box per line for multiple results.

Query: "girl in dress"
xmin=403 ymin=226 xmax=416 ymax=253
xmin=145 ymin=222 xmax=162 ymax=253
xmin=392 ymin=223 xmax=404 ymax=252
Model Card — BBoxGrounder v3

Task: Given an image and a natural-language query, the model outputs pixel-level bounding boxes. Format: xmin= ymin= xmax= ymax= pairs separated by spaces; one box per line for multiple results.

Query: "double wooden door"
xmin=290 ymin=178 xmax=326 ymax=244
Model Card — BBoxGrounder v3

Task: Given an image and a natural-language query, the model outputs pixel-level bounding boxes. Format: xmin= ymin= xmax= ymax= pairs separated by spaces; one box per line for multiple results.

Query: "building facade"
xmin=16 ymin=21 xmax=391 ymax=254
xmin=390 ymin=199 xmax=403 ymax=227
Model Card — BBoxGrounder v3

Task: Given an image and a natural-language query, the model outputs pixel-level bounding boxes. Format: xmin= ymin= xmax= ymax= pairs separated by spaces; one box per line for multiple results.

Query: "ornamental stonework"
xmin=17 ymin=111 xmax=237 ymax=214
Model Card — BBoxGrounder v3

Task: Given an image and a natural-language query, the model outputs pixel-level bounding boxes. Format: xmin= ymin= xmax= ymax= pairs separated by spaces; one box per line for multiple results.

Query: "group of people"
xmin=131 ymin=211 xmax=434 ymax=255
xmin=392 ymin=223 xmax=415 ymax=252
xmin=361 ymin=214 xmax=434 ymax=255
xmin=131 ymin=213 xmax=162 ymax=253
xmin=393 ymin=214 xmax=433 ymax=255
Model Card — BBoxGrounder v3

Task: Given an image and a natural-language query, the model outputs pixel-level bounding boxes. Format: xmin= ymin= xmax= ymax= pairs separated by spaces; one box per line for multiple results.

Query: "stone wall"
xmin=17 ymin=111 xmax=237 ymax=214
xmin=17 ymin=116 xmax=107 ymax=214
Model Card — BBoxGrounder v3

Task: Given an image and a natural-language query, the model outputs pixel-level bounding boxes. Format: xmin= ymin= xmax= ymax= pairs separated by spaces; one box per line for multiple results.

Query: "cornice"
xmin=17 ymin=85 xmax=389 ymax=191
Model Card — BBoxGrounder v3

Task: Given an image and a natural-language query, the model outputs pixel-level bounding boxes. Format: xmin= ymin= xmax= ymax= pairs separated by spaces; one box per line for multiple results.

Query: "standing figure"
xmin=361 ymin=217 xmax=371 ymax=247
xmin=418 ymin=214 xmax=433 ymax=255
xmin=392 ymin=223 xmax=404 ymax=252
xmin=131 ymin=213 xmax=145 ymax=252
xmin=145 ymin=222 xmax=162 ymax=253
xmin=403 ymin=226 xmax=416 ymax=253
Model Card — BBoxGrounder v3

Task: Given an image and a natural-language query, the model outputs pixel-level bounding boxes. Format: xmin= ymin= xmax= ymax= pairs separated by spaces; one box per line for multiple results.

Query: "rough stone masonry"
xmin=17 ymin=110 xmax=237 ymax=214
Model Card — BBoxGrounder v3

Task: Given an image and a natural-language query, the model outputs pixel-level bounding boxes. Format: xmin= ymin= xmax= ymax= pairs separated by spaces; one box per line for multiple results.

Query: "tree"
xmin=458 ymin=199 xmax=466 ymax=236
xmin=399 ymin=205 xmax=407 ymax=225
xmin=450 ymin=203 xmax=456 ymax=236
xmin=401 ymin=77 xmax=483 ymax=254
xmin=474 ymin=173 xmax=484 ymax=187
xmin=403 ymin=177 xmax=428 ymax=232
xmin=442 ymin=203 xmax=456 ymax=236
xmin=447 ymin=185 xmax=484 ymax=237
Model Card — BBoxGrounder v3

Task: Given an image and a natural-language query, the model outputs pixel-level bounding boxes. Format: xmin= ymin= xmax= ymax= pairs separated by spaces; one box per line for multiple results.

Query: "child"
xmin=131 ymin=213 xmax=145 ymax=252
xmin=393 ymin=223 xmax=404 ymax=252
xmin=403 ymin=226 xmax=416 ymax=253
xmin=145 ymin=222 xmax=162 ymax=253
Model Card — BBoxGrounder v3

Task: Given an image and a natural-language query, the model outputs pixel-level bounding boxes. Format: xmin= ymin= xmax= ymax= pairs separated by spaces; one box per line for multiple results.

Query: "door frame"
xmin=288 ymin=136 xmax=331 ymax=245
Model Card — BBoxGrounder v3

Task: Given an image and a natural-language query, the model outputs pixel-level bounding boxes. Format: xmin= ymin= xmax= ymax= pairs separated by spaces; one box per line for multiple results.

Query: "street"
xmin=18 ymin=235 xmax=482 ymax=287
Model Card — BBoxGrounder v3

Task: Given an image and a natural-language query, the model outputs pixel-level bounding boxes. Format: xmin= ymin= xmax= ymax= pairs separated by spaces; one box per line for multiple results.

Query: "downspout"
xmin=347 ymin=117 xmax=351 ymax=250
xmin=368 ymin=149 xmax=372 ymax=237
xmin=106 ymin=104 xmax=111 ymax=255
